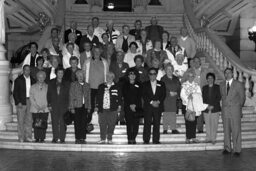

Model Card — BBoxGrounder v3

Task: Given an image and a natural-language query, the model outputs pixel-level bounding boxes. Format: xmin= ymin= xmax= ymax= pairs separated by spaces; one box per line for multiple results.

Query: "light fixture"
xmin=248 ymin=22 xmax=256 ymax=52
xmin=107 ymin=2 xmax=115 ymax=10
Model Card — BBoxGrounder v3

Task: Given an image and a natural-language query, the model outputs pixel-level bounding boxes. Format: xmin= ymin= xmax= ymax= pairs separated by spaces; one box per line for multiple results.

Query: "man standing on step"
xmin=13 ymin=65 xmax=36 ymax=142
xmin=220 ymin=68 xmax=245 ymax=156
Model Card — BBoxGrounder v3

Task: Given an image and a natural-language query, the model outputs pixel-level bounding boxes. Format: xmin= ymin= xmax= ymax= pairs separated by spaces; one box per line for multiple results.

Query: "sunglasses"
xmin=149 ymin=73 xmax=157 ymax=75
xmin=129 ymin=72 xmax=135 ymax=75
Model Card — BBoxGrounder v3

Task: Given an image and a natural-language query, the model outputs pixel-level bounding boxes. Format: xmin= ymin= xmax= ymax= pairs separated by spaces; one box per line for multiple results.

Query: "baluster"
xmin=251 ymin=76 xmax=256 ymax=98
xmin=233 ymin=67 xmax=237 ymax=80
xmin=208 ymin=41 xmax=213 ymax=57
xmin=219 ymin=52 xmax=223 ymax=70
xmin=228 ymin=62 xmax=232 ymax=68
xmin=215 ymin=48 xmax=220 ymax=66
xmin=223 ymin=57 xmax=228 ymax=69
xmin=238 ymin=71 xmax=243 ymax=82
xmin=212 ymin=45 xmax=216 ymax=61
xmin=244 ymin=73 xmax=250 ymax=97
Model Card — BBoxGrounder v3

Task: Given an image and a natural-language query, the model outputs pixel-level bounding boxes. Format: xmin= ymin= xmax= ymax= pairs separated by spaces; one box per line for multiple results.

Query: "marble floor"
xmin=0 ymin=149 xmax=256 ymax=171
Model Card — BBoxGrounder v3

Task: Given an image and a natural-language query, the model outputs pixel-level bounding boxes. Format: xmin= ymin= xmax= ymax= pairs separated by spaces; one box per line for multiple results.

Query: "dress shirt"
xmin=150 ymin=80 xmax=157 ymax=94
xmin=24 ymin=75 xmax=31 ymax=98
xmin=50 ymin=67 xmax=56 ymax=80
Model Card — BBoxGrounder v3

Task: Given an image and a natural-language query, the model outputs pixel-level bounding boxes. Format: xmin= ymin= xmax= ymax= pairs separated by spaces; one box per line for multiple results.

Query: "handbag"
xmin=33 ymin=117 xmax=47 ymax=129
xmin=185 ymin=99 xmax=196 ymax=122
xmin=86 ymin=123 xmax=94 ymax=133
xmin=63 ymin=111 xmax=74 ymax=125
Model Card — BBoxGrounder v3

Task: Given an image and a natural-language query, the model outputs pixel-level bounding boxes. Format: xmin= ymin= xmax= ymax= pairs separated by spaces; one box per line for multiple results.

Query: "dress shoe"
xmin=163 ymin=130 xmax=168 ymax=134
xmin=128 ymin=140 xmax=132 ymax=144
xmin=60 ymin=140 xmax=65 ymax=144
xmin=133 ymin=140 xmax=137 ymax=144
xmin=80 ymin=139 xmax=87 ymax=144
xmin=34 ymin=139 xmax=40 ymax=143
xmin=222 ymin=150 xmax=231 ymax=155
xmin=39 ymin=139 xmax=45 ymax=143
xmin=153 ymin=141 xmax=161 ymax=144
xmin=97 ymin=140 xmax=106 ymax=144
xmin=185 ymin=139 xmax=191 ymax=144
xmin=143 ymin=141 xmax=149 ymax=144
xmin=211 ymin=141 xmax=216 ymax=145
xmin=172 ymin=130 xmax=180 ymax=134
xmin=107 ymin=140 xmax=113 ymax=144
xmin=25 ymin=138 xmax=33 ymax=142
xmin=198 ymin=130 xmax=204 ymax=133
xmin=18 ymin=139 xmax=24 ymax=143
xmin=233 ymin=152 xmax=240 ymax=157
xmin=75 ymin=139 xmax=80 ymax=144
xmin=52 ymin=139 xmax=58 ymax=143
xmin=192 ymin=138 xmax=200 ymax=143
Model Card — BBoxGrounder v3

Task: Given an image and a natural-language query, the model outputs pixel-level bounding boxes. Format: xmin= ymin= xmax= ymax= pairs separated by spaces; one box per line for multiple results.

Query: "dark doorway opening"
xmin=103 ymin=0 xmax=132 ymax=12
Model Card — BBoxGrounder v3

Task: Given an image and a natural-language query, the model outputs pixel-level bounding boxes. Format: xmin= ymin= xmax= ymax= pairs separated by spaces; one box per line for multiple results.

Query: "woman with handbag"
xmin=30 ymin=71 xmax=49 ymax=143
xmin=180 ymin=69 xmax=207 ymax=143
xmin=122 ymin=68 xmax=142 ymax=144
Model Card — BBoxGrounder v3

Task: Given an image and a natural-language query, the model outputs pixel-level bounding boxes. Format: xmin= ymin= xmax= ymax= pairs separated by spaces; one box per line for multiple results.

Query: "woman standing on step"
xmin=30 ymin=71 xmax=49 ymax=143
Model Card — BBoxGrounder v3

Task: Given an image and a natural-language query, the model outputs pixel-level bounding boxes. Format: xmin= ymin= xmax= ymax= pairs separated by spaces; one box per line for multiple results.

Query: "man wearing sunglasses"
xmin=142 ymin=68 xmax=166 ymax=144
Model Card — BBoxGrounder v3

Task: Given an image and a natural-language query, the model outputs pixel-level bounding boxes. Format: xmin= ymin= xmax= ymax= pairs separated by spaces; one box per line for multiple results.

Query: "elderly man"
xmin=129 ymin=20 xmax=142 ymax=40
xmin=92 ymin=17 xmax=105 ymax=43
xmin=79 ymin=25 xmax=100 ymax=52
xmin=105 ymin=20 xmax=120 ymax=45
xmin=220 ymin=68 xmax=245 ymax=156
xmin=115 ymin=25 xmax=135 ymax=53
xmin=64 ymin=21 xmax=82 ymax=45
xmin=145 ymin=17 xmax=163 ymax=44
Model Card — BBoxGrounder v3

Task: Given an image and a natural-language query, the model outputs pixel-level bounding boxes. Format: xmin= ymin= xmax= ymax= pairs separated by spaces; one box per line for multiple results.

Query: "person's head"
xmin=170 ymin=36 xmax=178 ymax=46
xmin=83 ymin=42 xmax=92 ymax=52
xmin=193 ymin=57 xmax=201 ymax=69
xmin=92 ymin=17 xmax=99 ymax=28
xmin=134 ymin=55 xmax=144 ymax=67
xmin=176 ymin=53 xmax=185 ymax=65
xmin=106 ymin=72 xmax=115 ymax=84
xmin=70 ymin=21 xmax=77 ymax=30
xmin=164 ymin=63 xmax=174 ymax=77
xmin=154 ymin=40 xmax=161 ymax=50
xmin=224 ymin=68 xmax=233 ymax=81
xmin=206 ymin=72 xmax=215 ymax=85
xmin=106 ymin=20 xmax=114 ymax=30
xmin=189 ymin=58 xmax=195 ymax=68
xmin=92 ymin=46 xmax=102 ymax=59
xmin=55 ymin=67 xmax=65 ymax=80
xmin=51 ymin=56 xmax=59 ymax=68
xmin=23 ymin=65 xmax=30 ymax=77
xmin=30 ymin=42 xmax=38 ymax=54
xmin=75 ymin=69 xmax=84 ymax=83
xmin=116 ymin=50 xmax=124 ymax=63
xmin=69 ymin=56 xmax=79 ymax=69
xmin=140 ymin=29 xmax=147 ymax=40
xmin=127 ymin=68 xmax=137 ymax=82
xmin=148 ymin=67 xmax=158 ymax=82
xmin=122 ymin=25 xmax=130 ymax=35
xmin=51 ymin=28 xmax=59 ymax=38
xmin=66 ymin=42 xmax=75 ymax=54
xmin=107 ymin=43 xmax=115 ymax=54
xmin=36 ymin=71 xmax=46 ymax=83
xmin=102 ymin=33 xmax=109 ymax=43
xmin=36 ymin=56 xmax=44 ymax=67
xmin=87 ymin=25 xmax=94 ymax=36
xmin=129 ymin=42 xmax=138 ymax=53
xmin=68 ymin=32 xmax=77 ymax=43
xmin=187 ymin=68 xmax=195 ymax=83
xmin=52 ymin=37 xmax=60 ymax=47
xmin=152 ymin=58 xmax=160 ymax=68
xmin=180 ymin=27 xmax=188 ymax=37
xmin=162 ymin=31 xmax=170 ymax=42
xmin=40 ymin=48 xmax=50 ymax=60
xmin=134 ymin=20 xmax=142 ymax=30
xmin=150 ymin=17 xmax=158 ymax=25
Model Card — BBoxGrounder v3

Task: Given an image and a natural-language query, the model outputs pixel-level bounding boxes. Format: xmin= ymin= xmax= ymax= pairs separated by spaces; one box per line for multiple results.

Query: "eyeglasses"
xmin=149 ymin=73 xmax=157 ymax=75
xmin=129 ymin=72 xmax=135 ymax=75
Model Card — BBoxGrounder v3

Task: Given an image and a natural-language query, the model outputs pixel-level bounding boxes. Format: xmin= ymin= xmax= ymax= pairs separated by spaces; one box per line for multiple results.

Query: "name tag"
xmin=122 ymin=69 xmax=126 ymax=73
xmin=139 ymin=71 xmax=143 ymax=74
xmin=111 ymin=89 xmax=118 ymax=92
xmin=157 ymin=84 xmax=161 ymax=87
xmin=135 ymin=84 xmax=139 ymax=88
xmin=111 ymin=93 xmax=118 ymax=96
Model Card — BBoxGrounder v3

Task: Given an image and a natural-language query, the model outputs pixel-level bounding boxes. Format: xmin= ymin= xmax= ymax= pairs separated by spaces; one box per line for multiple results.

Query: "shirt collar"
xmin=226 ymin=78 xmax=233 ymax=85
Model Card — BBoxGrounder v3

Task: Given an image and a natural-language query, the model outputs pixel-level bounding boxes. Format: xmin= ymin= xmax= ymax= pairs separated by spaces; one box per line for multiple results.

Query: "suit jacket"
xmin=202 ymin=84 xmax=221 ymax=113
xmin=13 ymin=75 xmax=36 ymax=105
xmin=47 ymin=79 xmax=70 ymax=115
xmin=129 ymin=29 xmax=141 ymax=40
xmin=146 ymin=49 xmax=168 ymax=68
xmin=79 ymin=35 xmax=100 ymax=52
xmin=63 ymin=67 xmax=78 ymax=83
xmin=96 ymin=83 xmax=122 ymax=113
xmin=69 ymin=81 xmax=91 ymax=109
xmin=122 ymin=81 xmax=142 ymax=109
xmin=109 ymin=62 xmax=129 ymax=84
xmin=115 ymin=34 xmax=135 ymax=52
xmin=142 ymin=80 xmax=166 ymax=112
xmin=220 ymin=80 xmax=245 ymax=118
xmin=64 ymin=29 xmax=82 ymax=45
xmin=145 ymin=25 xmax=163 ymax=42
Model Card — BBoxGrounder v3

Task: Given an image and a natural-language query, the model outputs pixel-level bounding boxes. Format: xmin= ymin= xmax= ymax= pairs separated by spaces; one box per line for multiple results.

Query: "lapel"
xmin=227 ymin=80 xmax=235 ymax=98
xmin=149 ymin=81 xmax=154 ymax=96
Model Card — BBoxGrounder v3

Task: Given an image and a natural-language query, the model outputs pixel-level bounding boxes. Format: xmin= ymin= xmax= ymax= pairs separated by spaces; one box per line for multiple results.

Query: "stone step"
xmin=0 ymin=138 xmax=256 ymax=152
xmin=0 ymin=131 xmax=255 ymax=143
xmin=5 ymin=122 xmax=256 ymax=133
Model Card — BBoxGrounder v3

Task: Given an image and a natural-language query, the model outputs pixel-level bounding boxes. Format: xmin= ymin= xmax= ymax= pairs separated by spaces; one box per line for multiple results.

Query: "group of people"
xmin=12 ymin=16 xmax=245 ymax=156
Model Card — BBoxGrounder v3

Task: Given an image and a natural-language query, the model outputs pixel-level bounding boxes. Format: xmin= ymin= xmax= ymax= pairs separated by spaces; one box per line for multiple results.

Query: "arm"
xmin=87 ymin=84 xmax=91 ymax=110
xmin=13 ymin=79 xmax=21 ymax=105
xmin=190 ymin=38 xmax=196 ymax=58
xmin=29 ymin=86 xmax=40 ymax=111
xmin=47 ymin=83 xmax=52 ymax=107
xmin=159 ymin=82 xmax=166 ymax=104
xmin=238 ymin=82 xmax=246 ymax=106
xmin=69 ymin=83 xmax=75 ymax=110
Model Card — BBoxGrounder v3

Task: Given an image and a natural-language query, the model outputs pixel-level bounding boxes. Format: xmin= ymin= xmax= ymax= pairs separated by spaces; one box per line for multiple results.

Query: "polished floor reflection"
xmin=0 ymin=148 xmax=256 ymax=171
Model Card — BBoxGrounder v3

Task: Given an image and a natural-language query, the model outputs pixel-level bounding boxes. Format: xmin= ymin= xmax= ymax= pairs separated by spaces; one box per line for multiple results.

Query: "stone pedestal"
xmin=0 ymin=44 xmax=12 ymax=130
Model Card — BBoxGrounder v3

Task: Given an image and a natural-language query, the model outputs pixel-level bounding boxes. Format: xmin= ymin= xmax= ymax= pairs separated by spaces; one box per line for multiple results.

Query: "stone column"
xmin=0 ymin=0 xmax=12 ymax=130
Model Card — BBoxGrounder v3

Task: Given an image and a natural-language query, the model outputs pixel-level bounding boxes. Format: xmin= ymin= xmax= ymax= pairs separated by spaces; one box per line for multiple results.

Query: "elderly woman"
xmin=62 ymin=42 xmax=81 ymax=69
xmin=173 ymin=53 xmax=188 ymax=80
xmin=202 ymin=73 xmax=221 ymax=144
xmin=122 ymin=68 xmax=142 ymax=144
xmin=69 ymin=70 xmax=91 ymax=144
xmin=30 ymin=56 xmax=49 ymax=83
xmin=124 ymin=42 xmax=140 ymax=68
xmin=161 ymin=31 xmax=171 ymax=50
xmin=161 ymin=63 xmax=181 ymax=134
xmin=30 ymin=71 xmax=49 ymax=143
xmin=180 ymin=69 xmax=208 ymax=143
xmin=95 ymin=72 xmax=122 ymax=144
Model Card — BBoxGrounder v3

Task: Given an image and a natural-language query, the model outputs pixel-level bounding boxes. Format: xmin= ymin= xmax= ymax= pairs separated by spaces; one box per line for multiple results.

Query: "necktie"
xmin=227 ymin=82 xmax=230 ymax=95
xmin=122 ymin=36 xmax=128 ymax=53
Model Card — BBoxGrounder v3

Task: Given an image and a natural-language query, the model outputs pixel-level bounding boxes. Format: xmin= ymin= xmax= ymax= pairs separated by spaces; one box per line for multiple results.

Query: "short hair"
xmin=224 ymin=67 xmax=233 ymax=73
xmin=30 ymin=42 xmax=38 ymax=49
xmin=69 ymin=56 xmax=79 ymax=62
xmin=51 ymin=27 xmax=59 ymax=34
xmin=107 ymin=71 xmax=115 ymax=80
xmin=66 ymin=42 xmax=75 ymax=49
xmin=148 ymin=67 xmax=158 ymax=74
xmin=36 ymin=70 xmax=46 ymax=79
xmin=55 ymin=67 xmax=65 ymax=75
xmin=193 ymin=57 xmax=201 ymax=64
xmin=162 ymin=31 xmax=170 ymax=39
xmin=23 ymin=64 xmax=30 ymax=70
xmin=135 ymin=20 xmax=142 ymax=24
xmin=164 ymin=63 xmax=174 ymax=71
xmin=75 ymin=69 xmax=84 ymax=78
xmin=101 ymin=33 xmax=109 ymax=39
xmin=36 ymin=56 xmax=45 ymax=66
xmin=122 ymin=25 xmax=130 ymax=30
xmin=129 ymin=42 xmax=138 ymax=49
xmin=134 ymin=55 xmax=144 ymax=63
xmin=40 ymin=48 xmax=50 ymax=55
xmin=92 ymin=17 xmax=99 ymax=21
xmin=206 ymin=72 xmax=216 ymax=80
xmin=170 ymin=36 xmax=177 ymax=41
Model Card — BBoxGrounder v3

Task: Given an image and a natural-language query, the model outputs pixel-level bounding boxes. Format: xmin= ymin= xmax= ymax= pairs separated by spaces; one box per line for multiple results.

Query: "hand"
xmin=70 ymin=109 xmax=75 ymax=114
xmin=151 ymin=101 xmax=159 ymax=108
xmin=18 ymin=103 xmax=22 ymax=108
xmin=207 ymin=105 xmax=214 ymax=111
xmin=170 ymin=91 xmax=177 ymax=97
xmin=87 ymin=109 xmax=91 ymax=113
xmin=94 ymin=107 xmax=98 ymax=112
xmin=48 ymin=106 xmax=52 ymax=111
xmin=117 ymin=106 xmax=122 ymax=113
xmin=130 ymin=104 xmax=136 ymax=112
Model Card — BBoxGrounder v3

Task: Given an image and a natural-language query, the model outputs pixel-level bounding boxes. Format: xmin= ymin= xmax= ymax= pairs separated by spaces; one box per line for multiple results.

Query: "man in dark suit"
xmin=145 ymin=17 xmax=164 ymax=44
xmin=220 ymin=68 xmax=245 ymax=156
xmin=79 ymin=25 xmax=100 ymax=52
xmin=13 ymin=65 xmax=36 ymax=142
xmin=47 ymin=67 xmax=70 ymax=143
xmin=64 ymin=21 xmax=82 ymax=45
xmin=129 ymin=20 xmax=142 ymax=40
xmin=142 ymin=67 xmax=166 ymax=144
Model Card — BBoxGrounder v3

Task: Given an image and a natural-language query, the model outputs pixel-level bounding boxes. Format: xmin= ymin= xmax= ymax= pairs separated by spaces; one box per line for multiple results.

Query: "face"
xmin=106 ymin=74 xmax=114 ymax=83
xmin=102 ymin=34 xmax=109 ymax=43
xmin=30 ymin=44 xmax=37 ymax=54
xmin=42 ymin=51 xmax=48 ymax=58
xmin=67 ymin=45 xmax=74 ymax=54
xmin=70 ymin=59 xmax=78 ymax=69
xmin=116 ymin=52 xmax=124 ymax=63
xmin=69 ymin=34 xmax=77 ymax=43
xmin=93 ymin=48 xmax=101 ymax=59
xmin=194 ymin=58 xmax=201 ymax=69
xmin=170 ymin=38 xmax=177 ymax=46
xmin=23 ymin=66 xmax=30 ymax=77
xmin=166 ymin=66 xmax=174 ymax=77
xmin=52 ymin=38 xmax=59 ymax=46
xmin=51 ymin=57 xmax=59 ymax=68
xmin=151 ymin=18 xmax=157 ymax=25
xmin=181 ymin=28 xmax=188 ymax=37
xmin=152 ymin=59 xmax=160 ymax=68
xmin=37 ymin=59 xmax=44 ymax=67
xmin=154 ymin=41 xmax=161 ymax=49
xmin=71 ymin=22 xmax=77 ymax=30
xmin=135 ymin=21 xmax=142 ymax=30
xmin=162 ymin=33 xmax=169 ymax=42
xmin=83 ymin=43 xmax=91 ymax=51
xmin=224 ymin=69 xmax=233 ymax=81
xmin=76 ymin=73 xmax=84 ymax=83
xmin=149 ymin=70 xmax=157 ymax=81
xmin=176 ymin=54 xmax=184 ymax=65
xmin=207 ymin=75 xmax=214 ymax=85
xmin=128 ymin=72 xmax=136 ymax=81
xmin=130 ymin=44 xmax=137 ymax=53
xmin=37 ymin=73 xmax=46 ymax=83
xmin=135 ymin=58 xmax=142 ymax=67
xmin=88 ymin=26 xmax=94 ymax=36
xmin=56 ymin=70 xmax=64 ymax=80
xmin=51 ymin=30 xmax=58 ymax=38
xmin=92 ymin=18 xmax=99 ymax=27
xmin=123 ymin=26 xmax=130 ymax=35
xmin=188 ymin=73 xmax=195 ymax=83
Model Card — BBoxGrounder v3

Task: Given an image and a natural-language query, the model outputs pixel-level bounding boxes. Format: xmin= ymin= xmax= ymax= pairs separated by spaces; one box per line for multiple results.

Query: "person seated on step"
xmin=64 ymin=21 xmax=82 ymax=45
xmin=105 ymin=20 xmax=120 ymax=45
xmin=95 ymin=72 xmax=122 ymax=144
xmin=130 ymin=20 xmax=143 ymax=41
xmin=79 ymin=25 xmax=100 ymax=52
xmin=115 ymin=25 xmax=135 ymax=53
